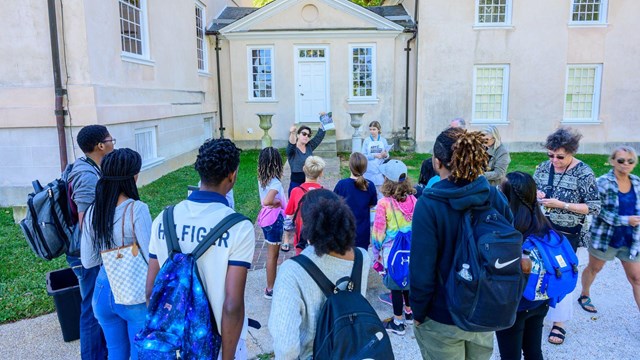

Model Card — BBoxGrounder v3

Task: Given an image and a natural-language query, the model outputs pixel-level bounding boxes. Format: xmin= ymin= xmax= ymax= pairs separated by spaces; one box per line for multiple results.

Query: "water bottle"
xmin=521 ymin=250 xmax=532 ymax=275
xmin=458 ymin=263 xmax=472 ymax=281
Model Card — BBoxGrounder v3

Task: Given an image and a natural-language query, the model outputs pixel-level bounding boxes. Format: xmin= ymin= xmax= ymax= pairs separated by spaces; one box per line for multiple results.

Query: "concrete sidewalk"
xmin=1 ymin=248 xmax=639 ymax=359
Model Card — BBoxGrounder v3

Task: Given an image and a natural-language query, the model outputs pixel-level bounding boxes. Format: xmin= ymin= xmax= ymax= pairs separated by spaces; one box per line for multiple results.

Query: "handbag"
xmin=101 ymin=201 xmax=148 ymax=305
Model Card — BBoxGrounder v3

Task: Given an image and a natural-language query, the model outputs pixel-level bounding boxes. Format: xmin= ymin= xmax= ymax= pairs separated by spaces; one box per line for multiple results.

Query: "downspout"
xmin=47 ymin=0 xmax=68 ymax=171
xmin=214 ymin=33 xmax=225 ymax=138
xmin=403 ymin=29 xmax=417 ymax=140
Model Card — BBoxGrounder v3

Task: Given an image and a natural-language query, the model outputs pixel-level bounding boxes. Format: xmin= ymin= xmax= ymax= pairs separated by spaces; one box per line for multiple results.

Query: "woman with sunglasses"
xmin=287 ymin=123 xmax=326 ymax=197
xmin=532 ymin=127 xmax=601 ymax=345
xmin=580 ymin=146 xmax=640 ymax=313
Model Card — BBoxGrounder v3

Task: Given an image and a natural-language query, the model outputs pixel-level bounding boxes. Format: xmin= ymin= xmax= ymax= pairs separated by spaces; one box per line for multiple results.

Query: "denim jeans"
xmin=67 ymin=255 xmax=107 ymax=360
xmin=92 ymin=267 xmax=147 ymax=360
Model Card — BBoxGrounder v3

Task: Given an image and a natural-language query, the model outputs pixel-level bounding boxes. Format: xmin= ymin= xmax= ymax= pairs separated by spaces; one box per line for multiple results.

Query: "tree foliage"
xmin=253 ymin=0 xmax=384 ymax=7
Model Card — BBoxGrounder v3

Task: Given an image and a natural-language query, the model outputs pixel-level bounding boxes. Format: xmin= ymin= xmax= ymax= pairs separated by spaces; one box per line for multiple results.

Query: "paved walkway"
xmin=2 ymin=156 xmax=639 ymax=359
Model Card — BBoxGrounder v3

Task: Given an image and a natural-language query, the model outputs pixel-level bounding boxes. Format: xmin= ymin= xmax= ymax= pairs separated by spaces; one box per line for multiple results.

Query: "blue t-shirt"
xmin=333 ymin=178 xmax=378 ymax=249
xmin=611 ymin=184 xmax=637 ymax=249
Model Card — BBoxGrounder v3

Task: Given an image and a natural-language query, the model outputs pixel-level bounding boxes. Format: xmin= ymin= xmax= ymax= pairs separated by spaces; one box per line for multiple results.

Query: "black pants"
xmin=391 ymin=290 xmax=410 ymax=317
xmin=495 ymin=302 xmax=550 ymax=360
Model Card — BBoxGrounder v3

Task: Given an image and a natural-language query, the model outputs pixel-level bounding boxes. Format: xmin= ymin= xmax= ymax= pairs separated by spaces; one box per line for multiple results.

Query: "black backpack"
xmin=20 ymin=165 xmax=75 ymax=260
xmin=442 ymin=198 xmax=525 ymax=332
xmin=291 ymin=249 xmax=394 ymax=360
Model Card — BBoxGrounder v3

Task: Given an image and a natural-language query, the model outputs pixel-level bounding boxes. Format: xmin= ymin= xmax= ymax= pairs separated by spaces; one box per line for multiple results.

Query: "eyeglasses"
xmin=101 ymin=138 xmax=117 ymax=145
xmin=299 ymin=132 xmax=311 ymax=137
xmin=547 ymin=153 xmax=567 ymax=160
xmin=616 ymin=158 xmax=636 ymax=165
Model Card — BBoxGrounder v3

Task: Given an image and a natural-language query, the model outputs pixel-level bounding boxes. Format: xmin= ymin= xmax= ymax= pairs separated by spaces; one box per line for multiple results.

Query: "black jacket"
xmin=410 ymin=176 xmax=513 ymax=325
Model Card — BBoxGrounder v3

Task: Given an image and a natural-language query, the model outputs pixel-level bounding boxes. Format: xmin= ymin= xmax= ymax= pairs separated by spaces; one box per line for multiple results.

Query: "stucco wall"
xmin=415 ymin=0 xmax=640 ymax=154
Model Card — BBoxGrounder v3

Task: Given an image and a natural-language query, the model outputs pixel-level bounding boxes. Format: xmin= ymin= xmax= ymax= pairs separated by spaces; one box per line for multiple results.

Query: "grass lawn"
xmin=0 ymin=150 xmax=263 ymax=324
xmin=1 ymin=149 xmax=638 ymax=323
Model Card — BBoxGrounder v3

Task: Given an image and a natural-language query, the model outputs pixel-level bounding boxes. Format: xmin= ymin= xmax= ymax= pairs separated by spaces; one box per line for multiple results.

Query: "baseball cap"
xmin=379 ymin=159 xmax=408 ymax=182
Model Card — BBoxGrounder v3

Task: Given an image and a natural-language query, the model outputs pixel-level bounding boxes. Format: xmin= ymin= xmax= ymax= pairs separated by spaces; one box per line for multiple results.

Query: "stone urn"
xmin=257 ymin=113 xmax=274 ymax=148
xmin=348 ymin=112 xmax=365 ymax=153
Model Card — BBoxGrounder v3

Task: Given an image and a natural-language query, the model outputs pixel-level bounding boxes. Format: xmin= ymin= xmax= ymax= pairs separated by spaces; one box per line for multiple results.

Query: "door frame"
xmin=293 ymin=45 xmax=330 ymax=124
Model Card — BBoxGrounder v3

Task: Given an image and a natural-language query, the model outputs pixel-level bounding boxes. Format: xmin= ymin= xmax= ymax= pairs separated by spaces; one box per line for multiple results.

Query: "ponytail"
xmin=349 ymin=152 xmax=369 ymax=191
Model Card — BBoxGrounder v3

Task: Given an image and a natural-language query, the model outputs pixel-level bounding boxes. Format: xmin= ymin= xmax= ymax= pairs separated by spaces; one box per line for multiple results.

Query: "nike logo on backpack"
xmin=494 ymin=258 xmax=519 ymax=269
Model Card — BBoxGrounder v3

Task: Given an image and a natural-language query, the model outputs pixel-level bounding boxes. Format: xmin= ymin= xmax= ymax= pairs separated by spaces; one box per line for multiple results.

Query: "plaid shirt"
xmin=590 ymin=170 xmax=640 ymax=259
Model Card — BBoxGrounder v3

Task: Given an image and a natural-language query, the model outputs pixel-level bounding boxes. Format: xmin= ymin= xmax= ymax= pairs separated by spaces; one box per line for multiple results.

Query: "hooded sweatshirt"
xmin=372 ymin=195 xmax=417 ymax=266
xmin=410 ymin=176 xmax=513 ymax=325
xmin=67 ymin=157 xmax=101 ymax=256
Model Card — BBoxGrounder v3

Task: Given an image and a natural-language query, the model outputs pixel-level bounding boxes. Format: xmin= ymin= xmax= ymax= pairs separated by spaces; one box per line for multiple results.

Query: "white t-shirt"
xmin=148 ymin=192 xmax=255 ymax=341
xmin=257 ymin=178 xmax=287 ymax=227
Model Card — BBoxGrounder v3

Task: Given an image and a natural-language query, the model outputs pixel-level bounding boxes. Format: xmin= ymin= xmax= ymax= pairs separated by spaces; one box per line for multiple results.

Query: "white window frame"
xmin=247 ymin=46 xmax=276 ymax=102
xmin=569 ymin=0 xmax=608 ymax=26
xmin=562 ymin=64 xmax=602 ymax=123
xmin=474 ymin=0 xmax=513 ymax=27
xmin=195 ymin=2 xmax=208 ymax=73
xmin=472 ymin=64 xmax=510 ymax=124
xmin=134 ymin=126 xmax=164 ymax=169
xmin=119 ymin=0 xmax=152 ymax=65
xmin=348 ymin=44 xmax=377 ymax=103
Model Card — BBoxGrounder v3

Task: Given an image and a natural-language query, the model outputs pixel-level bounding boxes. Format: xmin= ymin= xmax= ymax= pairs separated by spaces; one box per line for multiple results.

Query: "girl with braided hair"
xmin=257 ymin=147 xmax=287 ymax=299
xmin=496 ymin=171 xmax=554 ymax=360
xmin=80 ymin=148 xmax=152 ymax=360
xmin=410 ymin=127 xmax=513 ymax=359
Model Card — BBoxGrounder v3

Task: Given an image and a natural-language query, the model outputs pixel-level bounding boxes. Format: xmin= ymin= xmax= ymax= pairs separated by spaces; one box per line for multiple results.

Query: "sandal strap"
xmin=551 ymin=325 xmax=566 ymax=335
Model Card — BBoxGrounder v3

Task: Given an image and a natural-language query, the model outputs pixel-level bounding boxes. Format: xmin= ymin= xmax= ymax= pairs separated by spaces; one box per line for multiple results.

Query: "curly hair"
xmin=91 ymin=148 xmax=142 ymax=253
xmin=258 ymin=147 xmax=283 ymax=188
xmin=195 ymin=138 xmax=242 ymax=186
xmin=545 ymin=127 xmax=582 ymax=154
xmin=433 ymin=127 xmax=488 ymax=183
xmin=349 ymin=152 xmax=369 ymax=191
xmin=300 ymin=189 xmax=356 ymax=256
xmin=381 ymin=177 xmax=415 ymax=202
xmin=77 ymin=125 xmax=110 ymax=153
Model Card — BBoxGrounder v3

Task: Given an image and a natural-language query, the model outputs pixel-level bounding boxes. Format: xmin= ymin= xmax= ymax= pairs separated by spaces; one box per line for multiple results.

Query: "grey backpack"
xmin=20 ymin=165 xmax=75 ymax=260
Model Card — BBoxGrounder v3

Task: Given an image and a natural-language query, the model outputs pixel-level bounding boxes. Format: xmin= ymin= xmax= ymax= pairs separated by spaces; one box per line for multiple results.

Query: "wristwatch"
xmin=563 ymin=202 xmax=570 ymax=210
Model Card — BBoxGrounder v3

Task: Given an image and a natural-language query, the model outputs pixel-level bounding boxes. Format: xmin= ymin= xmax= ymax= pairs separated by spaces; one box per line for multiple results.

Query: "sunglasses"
xmin=547 ymin=153 xmax=567 ymax=160
xmin=616 ymin=158 xmax=636 ymax=165
xmin=299 ymin=132 xmax=311 ymax=137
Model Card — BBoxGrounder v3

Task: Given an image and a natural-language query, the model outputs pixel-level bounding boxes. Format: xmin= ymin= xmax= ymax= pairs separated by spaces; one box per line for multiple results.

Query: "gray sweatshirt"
xmin=80 ymin=199 xmax=152 ymax=268
xmin=68 ymin=157 xmax=101 ymax=214
xmin=269 ymin=246 xmax=370 ymax=360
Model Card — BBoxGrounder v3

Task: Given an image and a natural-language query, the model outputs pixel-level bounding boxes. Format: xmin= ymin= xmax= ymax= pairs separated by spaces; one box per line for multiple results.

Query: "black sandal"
xmin=548 ymin=325 xmax=566 ymax=345
xmin=280 ymin=243 xmax=290 ymax=252
xmin=577 ymin=295 xmax=598 ymax=313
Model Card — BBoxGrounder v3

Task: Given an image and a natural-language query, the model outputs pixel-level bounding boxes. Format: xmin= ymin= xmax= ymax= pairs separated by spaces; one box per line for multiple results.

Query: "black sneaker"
xmin=382 ymin=318 xmax=406 ymax=336
xmin=404 ymin=310 xmax=414 ymax=325
xmin=264 ymin=288 xmax=273 ymax=300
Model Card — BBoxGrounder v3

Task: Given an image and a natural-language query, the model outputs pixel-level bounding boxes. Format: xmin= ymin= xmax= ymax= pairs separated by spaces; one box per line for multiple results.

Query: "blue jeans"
xmin=67 ymin=255 xmax=107 ymax=360
xmin=93 ymin=267 xmax=147 ymax=360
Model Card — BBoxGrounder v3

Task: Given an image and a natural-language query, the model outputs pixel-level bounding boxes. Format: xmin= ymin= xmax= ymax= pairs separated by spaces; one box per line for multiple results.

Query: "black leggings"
xmin=495 ymin=302 xmax=549 ymax=360
xmin=391 ymin=290 xmax=410 ymax=317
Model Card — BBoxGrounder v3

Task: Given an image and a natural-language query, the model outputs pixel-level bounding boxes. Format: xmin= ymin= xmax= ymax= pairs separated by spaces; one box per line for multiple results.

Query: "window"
xmin=247 ymin=47 xmax=274 ymax=100
xmin=203 ymin=116 xmax=213 ymax=139
xmin=135 ymin=126 xmax=162 ymax=169
xmin=349 ymin=45 xmax=376 ymax=100
xmin=119 ymin=0 xmax=149 ymax=59
xmin=472 ymin=65 xmax=510 ymax=123
xmin=195 ymin=3 xmax=207 ymax=72
xmin=563 ymin=65 xmax=602 ymax=123
xmin=475 ymin=0 xmax=512 ymax=26
xmin=570 ymin=0 xmax=608 ymax=24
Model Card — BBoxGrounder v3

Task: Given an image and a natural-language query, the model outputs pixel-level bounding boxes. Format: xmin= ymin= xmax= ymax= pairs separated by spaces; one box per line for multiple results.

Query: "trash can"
xmin=46 ymin=268 xmax=81 ymax=342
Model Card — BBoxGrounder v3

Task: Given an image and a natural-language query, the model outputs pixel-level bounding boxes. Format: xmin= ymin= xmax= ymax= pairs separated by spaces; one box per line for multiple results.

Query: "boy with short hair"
xmin=146 ymin=138 xmax=256 ymax=360
xmin=67 ymin=124 xmax=114 ymax=359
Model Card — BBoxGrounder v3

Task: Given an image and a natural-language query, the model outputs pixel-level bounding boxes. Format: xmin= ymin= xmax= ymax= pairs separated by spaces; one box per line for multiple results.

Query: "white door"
xmin=296 ymin=58 xmax=328 ymax=123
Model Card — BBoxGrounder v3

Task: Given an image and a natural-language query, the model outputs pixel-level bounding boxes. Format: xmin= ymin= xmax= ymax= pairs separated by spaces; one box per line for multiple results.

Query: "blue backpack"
xmin=385 ymin=201 xmax=412 ymax=289
xmin=442 ymin=194 xmax=525 ymax=332
xmin=135 ymin=206 xmax=249 ymax=360
xmin=522 ymin=230 xmax=579 ymax=306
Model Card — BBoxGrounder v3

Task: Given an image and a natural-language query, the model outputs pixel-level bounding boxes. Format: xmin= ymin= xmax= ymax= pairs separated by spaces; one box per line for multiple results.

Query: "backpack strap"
xmin=192 ymin=213 xmax=249 ymax=260
xmin=163 ymin=205 xmax=181 ymax=255
xmin=350 ymin=248 xmax=363 ymax=293
xmin=291 ymin=254 xmax=336 ymax=297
